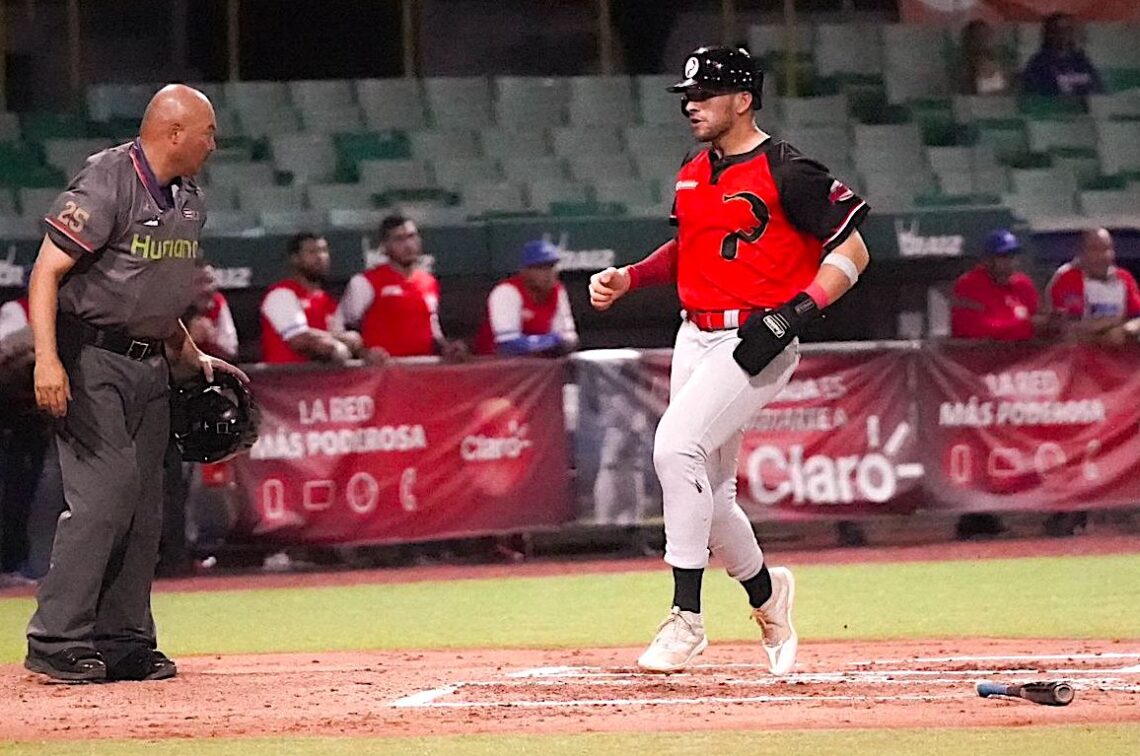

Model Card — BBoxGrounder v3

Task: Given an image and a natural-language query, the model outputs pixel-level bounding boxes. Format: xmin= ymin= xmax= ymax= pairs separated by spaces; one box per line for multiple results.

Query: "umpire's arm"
xmin=29 ymin=235 xmax=80 ymax=418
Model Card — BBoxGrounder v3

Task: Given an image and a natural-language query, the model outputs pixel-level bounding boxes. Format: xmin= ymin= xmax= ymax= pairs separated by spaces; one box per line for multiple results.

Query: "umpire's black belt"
xmin=60 ymin=313 xmax=164 ymax=361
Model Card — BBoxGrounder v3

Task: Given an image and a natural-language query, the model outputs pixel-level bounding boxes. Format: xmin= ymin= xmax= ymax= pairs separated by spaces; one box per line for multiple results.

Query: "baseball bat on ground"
xmin=975 ymin=680 xmax=1075 ymax=706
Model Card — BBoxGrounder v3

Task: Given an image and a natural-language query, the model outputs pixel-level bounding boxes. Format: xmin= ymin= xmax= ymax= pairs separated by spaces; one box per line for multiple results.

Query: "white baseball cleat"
xmin=637 ymin=606 xmax=708 ymax=673
xmin=751 ymin=566 xmax=798 ymax=675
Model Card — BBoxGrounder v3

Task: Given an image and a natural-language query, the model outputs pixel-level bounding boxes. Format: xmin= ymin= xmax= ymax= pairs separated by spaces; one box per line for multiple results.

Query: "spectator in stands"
xmin=1022 ymin=13 xmax=1104 ymax=97
xmin=260 ymin=232 xmax=366 ymax=365
xmin=338 ymin=213 xmax=467 ymax=360
xmin=951 ymin=228 xmax=1039 ymax=341
xmin=185 ymin=259 xmax=238 ymax=362
xmin=958 ymin=19 xmax=1013 ymax=96
xmin=475 ymin=239 xmax=579 ymax=357
xmin=1047 ymin=227 xmax=1140 ymax=344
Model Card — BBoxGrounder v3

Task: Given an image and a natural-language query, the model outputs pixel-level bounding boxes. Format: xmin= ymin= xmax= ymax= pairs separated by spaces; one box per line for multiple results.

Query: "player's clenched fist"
xmin=589 ymin=267 xmax=631 ymax=311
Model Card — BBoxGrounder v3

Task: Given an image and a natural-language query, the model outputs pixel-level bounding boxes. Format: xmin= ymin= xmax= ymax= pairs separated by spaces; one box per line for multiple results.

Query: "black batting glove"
xmin=733 ymin=292 xmax=821 ymax=376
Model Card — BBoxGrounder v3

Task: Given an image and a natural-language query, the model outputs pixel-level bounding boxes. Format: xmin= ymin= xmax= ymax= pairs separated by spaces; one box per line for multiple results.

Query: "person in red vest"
xmin=337 ymin=214 xmax=466 ymax=359
xmin=1047 ymin=227 xmax=1140 ymax=345
xmin=950 ymin=229 xmax=1040 ymax=341
xmin=475 ymin=239 xmax=579 ymax=356
xmin=259 ymin=232 xmax=365 ymax=365
xmin=185 ymin=260 xmax=238 ymax=361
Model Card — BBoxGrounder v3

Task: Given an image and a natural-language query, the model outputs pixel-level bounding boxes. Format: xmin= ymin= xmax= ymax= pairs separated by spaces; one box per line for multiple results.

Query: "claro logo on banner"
xmin=739 ymin=371 xmax=924 ymax=507
xmin=460 ymin=397 xmax=534 ymax=496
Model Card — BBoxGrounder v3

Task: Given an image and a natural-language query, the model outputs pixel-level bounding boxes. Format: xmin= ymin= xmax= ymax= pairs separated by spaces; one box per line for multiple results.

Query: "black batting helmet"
xmin=668 ymin=46 xmax=764 ymax=109
xmin=171 ymin=372 xmax=260 ymax=463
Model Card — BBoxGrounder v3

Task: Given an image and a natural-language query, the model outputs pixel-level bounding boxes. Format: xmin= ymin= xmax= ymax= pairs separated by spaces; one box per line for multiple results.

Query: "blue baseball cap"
xmin=983 ymin=228 xmax=1021 ymax=256
xmin=520 ymin=239 xmax=561 ymax=268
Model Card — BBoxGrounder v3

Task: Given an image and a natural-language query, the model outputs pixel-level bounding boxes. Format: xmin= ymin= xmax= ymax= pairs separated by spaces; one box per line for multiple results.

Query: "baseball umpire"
xmin=24 ymin=85 xmax=246 ymax=682
xmin=590 ymin=47 xmax=871 ymax=674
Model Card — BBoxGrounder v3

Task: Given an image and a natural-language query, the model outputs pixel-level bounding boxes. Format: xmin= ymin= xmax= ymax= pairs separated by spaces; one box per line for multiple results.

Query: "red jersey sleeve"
xmin=1047 ymin=266 xmax=1084 ymax=319
xmin=1119 ymin=269 xmax=1140 ymax=317
xmin=627 ymin=238 xmax=678 ymax=290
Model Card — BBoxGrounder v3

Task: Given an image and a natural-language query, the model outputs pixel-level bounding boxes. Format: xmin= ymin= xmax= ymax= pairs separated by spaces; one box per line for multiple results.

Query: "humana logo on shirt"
xmin=130 ymin=234 xmax=200 ymax=260
xmin=894 ymin=220 xmax=964 ymax=258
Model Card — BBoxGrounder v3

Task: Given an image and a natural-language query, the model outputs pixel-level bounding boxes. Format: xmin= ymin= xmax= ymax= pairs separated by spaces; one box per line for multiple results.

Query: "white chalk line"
xmin=390 ymin=653 xmax=1140 ymax=709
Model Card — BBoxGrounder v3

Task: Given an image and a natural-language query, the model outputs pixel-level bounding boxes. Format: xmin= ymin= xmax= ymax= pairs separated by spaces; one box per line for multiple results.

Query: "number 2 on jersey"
xmin=720 ymin=192 xmax=770 ymax=261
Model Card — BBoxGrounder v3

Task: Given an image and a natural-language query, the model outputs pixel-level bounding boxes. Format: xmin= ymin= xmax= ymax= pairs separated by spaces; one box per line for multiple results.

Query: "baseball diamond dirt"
xmin=1 ymin=535 xmax=1138 ymax=742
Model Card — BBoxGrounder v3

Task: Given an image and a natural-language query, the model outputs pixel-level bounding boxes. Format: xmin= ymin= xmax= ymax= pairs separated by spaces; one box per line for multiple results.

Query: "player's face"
xmin=175 ymin=104 xmax=217 ymax=176
xmin=1080 ymin=229 xmax=1115 ymax=279
xmin=521 ymin=263 xmax=558 ymax=296
xmin=681 ymin=88 xmax=748 ymax=142
xmin=984 ymin=255 xmax=1017 ymax=285
xmin=384 ymin=221 xmax=423 ymax=267
xmin=295 ymin=238 xmax=331 ymax=282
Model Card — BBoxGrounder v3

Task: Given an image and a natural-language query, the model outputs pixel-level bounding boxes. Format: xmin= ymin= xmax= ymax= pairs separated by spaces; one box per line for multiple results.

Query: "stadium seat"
xmin=259 ymin=209 xmax=327 ymax=234
xmin=201 ymin=210 xmax=259 ymax=236
xmin=200 ymin=184 xmax=239 ymax=210
xmin=624 ymin=125 xmax=693 ymax=160
xmin=526 ymin=179 xmax=592 ymax=214
xmin=567 ymin=154 xmax=638 ymax=183
xmin=17 ymin=187 xmax=62 ymax=217
xmin=1052 ymin=148 xmax=1101 ymax=187
xmin=401 ymin=204 xmax=469 ymax=227
xmin=357 ymin=78 xmax=428 ymax=130
xmin=882 ymin=25 xmax=951 ymax=103
xmin=494 ymin=76 xmax=568 ymax=128
xmin=460 ymin=181 xmax=527 ymax=216
xmin=299 ymin=104 xmax=365 ymax=134
xmin=747 ymin=23 xmax=814 ymax=60
xmin=1026 ymin=117 xmax=1097 ymax=152
xmin=270 ymin=133 xmax=338 ymax=184
xmin=952 ymin=95 xmax=1018 ymax=123
xmin=779 ymin=94 xmax=848 ymax=127
xmin=814 ymin=23 xmax=883 ymax=77
xmin=592 ymin=178 xmax=658 ymax=210
xmin=975 ymin=118 xmax=1029 ymax=162
xmin=306 ymin=183 xmax=374 ymax=211
xmin=480 ymin=127 xmax=550 ymax=159
xmin=1086 ymin=23 xmax=1140 ymax=69
xmin=0 ymin=189 xmax=16 ymax=216
xmin=86 ymin=83 xmax=157 ymax=122
xmin=207 ymin=161 xmax=277 ymax=189
xmin=568 ymin=76 xmax=636 ymax=127
xmin=358 ymin=158 xmax=434 ymax=192
xmin=500 ymin=155 xmax=566 ymax=182
xmin=0 ymin=215 xmax=44 ymax=239
xmin=237 ymin=107 xmax=301 ymax=138
xmin=631 ymin=151 xmax=683 ymax=181
xmin=1088 ymin=92 xmax=1140 ymax=121
xmin=551 ymin=126 xmax=624 ymax=157
xmin=1079 ymin=189 xmax=1140 ymax=220
xmin=327 ymin=208 xmax=386 ymax=230
xmin=42 ymin=139 xmax=112 ymax=177
xmin=289 ymin=80 xmax=354 ymax=111
xmin=225 ymin=81 xmax=289 ymax=124
xmin=1096 ymin=120 xmax=1140 ymax=175
xmin=0 ymin=112 xmax=21 ymax=142
xmin=635 ymin=75 xmax=680 ymax=126
xmin=1006 ymin=167 xmax=1079 ymax=221
xmin=408 ymin=129 xmax=482 ymax=160
xmin=431 ymin=157 xmax=503 ymax=190
xmin=424 ymin=77 xmax=493 ymax=128
xmin=782 ymin=125 xmax=853 ymax=175
xmin=237 ymin=185 xmax=304 ymax=214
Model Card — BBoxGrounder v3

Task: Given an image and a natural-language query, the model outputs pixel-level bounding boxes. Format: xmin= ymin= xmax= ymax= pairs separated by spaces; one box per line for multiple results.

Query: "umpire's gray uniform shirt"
xmin=27 ymin=141 xmax=206 ymax=658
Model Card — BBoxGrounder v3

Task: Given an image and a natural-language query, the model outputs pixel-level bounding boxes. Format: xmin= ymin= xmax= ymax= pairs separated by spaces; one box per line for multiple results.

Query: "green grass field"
xmin=2 ymin=552 xmax=1139 ymax=753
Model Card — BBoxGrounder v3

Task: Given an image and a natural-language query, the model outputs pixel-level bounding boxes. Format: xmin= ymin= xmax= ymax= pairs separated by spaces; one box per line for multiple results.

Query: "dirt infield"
xmin=2 ymin=639 xmax=1138 ymax=740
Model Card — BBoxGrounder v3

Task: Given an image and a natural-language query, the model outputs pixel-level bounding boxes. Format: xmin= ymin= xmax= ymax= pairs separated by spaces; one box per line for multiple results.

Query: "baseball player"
xmin=590 ymin=47 xmax=871 ymax=674
xmin=474 ymin=239 xmax=579 ymax=356
xmin=25 ymin=85 xmax=246 ymax=682
xmin=260 ymin=233 xmax=365 ymax=365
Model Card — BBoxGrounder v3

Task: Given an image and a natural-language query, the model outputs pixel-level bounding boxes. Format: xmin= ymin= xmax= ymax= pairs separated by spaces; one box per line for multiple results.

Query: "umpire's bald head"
xmin=139 ymin=84 xmax=217 ymax=182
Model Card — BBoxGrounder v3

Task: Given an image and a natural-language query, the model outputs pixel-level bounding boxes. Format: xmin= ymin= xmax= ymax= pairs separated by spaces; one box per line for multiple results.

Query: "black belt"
xmin=60 ymin=313 xmax=165 ymax=361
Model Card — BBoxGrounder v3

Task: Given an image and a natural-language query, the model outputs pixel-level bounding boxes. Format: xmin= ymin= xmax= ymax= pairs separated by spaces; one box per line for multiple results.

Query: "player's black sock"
xmin=741 ymin=564 xmax=773 ymax=609
xmin=671 ymin=567 xmax=704 ymax=614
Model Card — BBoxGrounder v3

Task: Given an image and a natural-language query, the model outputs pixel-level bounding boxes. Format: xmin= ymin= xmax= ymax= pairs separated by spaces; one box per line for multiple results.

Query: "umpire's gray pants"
xmin=27 ymin=344 xmax=170 ymax=656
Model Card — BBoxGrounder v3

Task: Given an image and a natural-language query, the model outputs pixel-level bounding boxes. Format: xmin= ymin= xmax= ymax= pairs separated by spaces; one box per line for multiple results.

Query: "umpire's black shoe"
xmin=24 ymin=648 xmax=107 ymax=683
xmin=104 ymin=646 xmax=178 ymax=681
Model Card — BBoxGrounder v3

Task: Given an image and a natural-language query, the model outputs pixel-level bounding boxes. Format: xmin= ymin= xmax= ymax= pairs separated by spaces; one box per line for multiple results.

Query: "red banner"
xmin=916 ymin=343 xmax=1140 ymax=512
xmin=735 ymin=349 xmax=923 ymax=519
xmin=900 ymin=0 xmax=1140 ymax=23
xmin=232 ymin=360 xmax=571 ymax=545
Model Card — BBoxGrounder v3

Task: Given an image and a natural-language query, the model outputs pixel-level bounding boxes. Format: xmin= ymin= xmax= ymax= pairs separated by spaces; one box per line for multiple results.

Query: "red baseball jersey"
xmin=1047 ymin=262 xmax=1140 ymax=320
xmin=951 ymin=266 xmax=1039 ymax=341
xmin=200 ymin=291 xmax=238 ymax=359
xmin=342 ymin=264 xmax=440 ymax=357
xmin=671 ymin=139 xmax=868 ymax=311
xmin=0 ymin=297 xmax=29 ymax=340
xmin=474 ymin=276 xmax=573 ymax=355
xmin=259 ymin=278 xmax=339 ymax=364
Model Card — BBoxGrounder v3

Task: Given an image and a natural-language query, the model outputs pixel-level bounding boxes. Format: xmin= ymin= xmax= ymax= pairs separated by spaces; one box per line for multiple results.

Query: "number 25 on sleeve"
xmin=57 ymin=201 xmax=90 ymax=233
